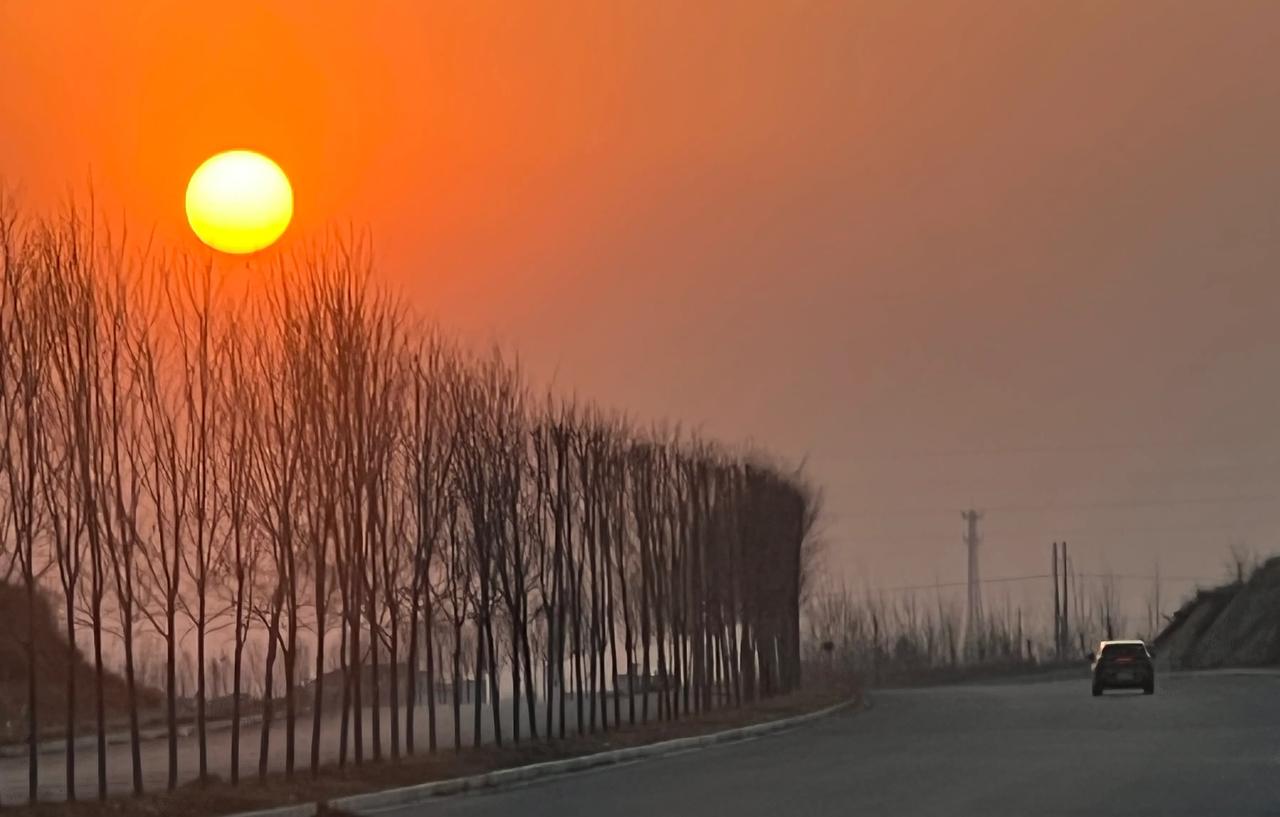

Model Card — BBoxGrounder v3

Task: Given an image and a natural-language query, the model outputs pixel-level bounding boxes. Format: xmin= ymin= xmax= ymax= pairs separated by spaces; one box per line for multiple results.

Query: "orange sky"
xmin=5 ymin=2 xmax=1280 ymax=611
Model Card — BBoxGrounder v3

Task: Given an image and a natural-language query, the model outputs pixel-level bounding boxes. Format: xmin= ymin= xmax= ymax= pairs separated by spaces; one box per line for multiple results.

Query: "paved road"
xmin=379 ymin=670 xmax=1280 ymax=817
xmin=0 ymin=693 xmax=661 ymax=803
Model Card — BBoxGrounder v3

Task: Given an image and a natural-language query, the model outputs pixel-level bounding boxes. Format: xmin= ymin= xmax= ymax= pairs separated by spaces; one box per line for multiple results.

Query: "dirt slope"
xmin=1155 ymin=556 xmax=1280 ymax=669
xmin=0 ymin=582 xmax=156 ymax=742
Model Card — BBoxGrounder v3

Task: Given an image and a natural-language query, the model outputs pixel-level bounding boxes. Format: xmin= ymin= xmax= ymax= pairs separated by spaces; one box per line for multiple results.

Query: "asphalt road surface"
xmin=377 ymin=670 xmax=1280 ymax=817
xmin=1 ymin=695 xmax=659 ymax=803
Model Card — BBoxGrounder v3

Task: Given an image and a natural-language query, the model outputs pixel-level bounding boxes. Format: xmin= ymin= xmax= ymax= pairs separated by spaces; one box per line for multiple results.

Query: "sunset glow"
xmin=3 ymin=3 xmax=1280 ymax=809
xmin=185 ymin=150 xmax=293 ymax=254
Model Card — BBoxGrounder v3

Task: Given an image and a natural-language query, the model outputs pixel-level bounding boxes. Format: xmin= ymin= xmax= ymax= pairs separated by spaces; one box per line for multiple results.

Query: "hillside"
xmin=1154 ymin=556 xmax=1280 ymax=669
xmin=0 ymin=582 xmax=157 ymax=743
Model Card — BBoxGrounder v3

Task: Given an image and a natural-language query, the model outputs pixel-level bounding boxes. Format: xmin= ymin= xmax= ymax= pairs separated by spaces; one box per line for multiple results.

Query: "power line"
xmin=847 ymin=520 xmax=1278 ymax=545
xmin=1077 ymin=572 xmax=1217 ymax=583
xmin=828 ymin=571 xmax=1218 ymax=596
xmin=984 ymin=495 xmax=1279 ymax=514
xmin=838 ymin=493 xmax=1278 ymax=519
xmin=881 ymin=574 xmax=1047 ymax=593
xmin=826 ymin=437 xmax=1280 ymax=461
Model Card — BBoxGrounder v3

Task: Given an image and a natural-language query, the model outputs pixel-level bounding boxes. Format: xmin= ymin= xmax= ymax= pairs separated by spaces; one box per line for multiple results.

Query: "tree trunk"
xmin=405 ymin=598 xmax=419 ymax=756
xmin=351 ymin=600 xmax=364 ymax=764
xmin=64 ymin=592 xmax=77 ymax=800
xmin=122 ymin=603 xmax=143 ymax=795
xmin=605 ymin=543 xmax=621 ymax=727
xmin=231 ymin=609 xmax=244 ymax=785
xmin=486 ymin=615 xmax=502 ymax=746
xmin=92 ymin=591 xmax=107 ymax=799
xmin=368 ymin=581 xmax=383 ymax=762
xmin=310 ymin=618 xmax=325 ymax=776
xmin=572 ymin=579 xmax=585 ymax=735
xmin=426 ymin=606 xmax=438 ymax=752
xmin=166 ymin=604 xmax=178 ymax=790
xmin=389 ymin=613 xmax=401 ymax=759
xmin=471 ymin=623 xmax=483 ymax=748
xmin=509 ymin=618 xmax=521 ymax=744
xmin=311 ymin=590 xmax=327 ymax=775
xmin=196 ymin=610 xmax=208 ymax=783
xmin=338 ymin=611 xmax=350 ymax=766
xmin=284 ymin=585 xmax=298 ymax=777
xmin=519 ymin=612 xmax=538 ymax=740
xmin=259 ymin=590 xmax=283 ymax=782
xmin=452 ymin=624 xmax=463 ymax=752
xmin=25 ymin=579 xmax=38 ymax=802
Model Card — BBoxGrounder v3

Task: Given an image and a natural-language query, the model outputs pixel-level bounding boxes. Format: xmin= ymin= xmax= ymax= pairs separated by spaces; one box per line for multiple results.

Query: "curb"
xmin=221 ymin=696 xmax=856 ymax=817
xmin=326 ymin=696 xmax=857 ymax=816
xmin=224 ymin=696 xmax=855 ymax=817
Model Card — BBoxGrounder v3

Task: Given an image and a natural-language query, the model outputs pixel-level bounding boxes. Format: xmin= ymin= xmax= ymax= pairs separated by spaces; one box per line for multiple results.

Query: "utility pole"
xmin=962 ymin=509 xmax=983 ymax=659
xmin=1061 ymin=541 xmax=1070 ymax=656
xmin=1051 ymin=542 xmax=1061 ymax=659
xmin=1153 ymin=559 xmax=1162 ymax=640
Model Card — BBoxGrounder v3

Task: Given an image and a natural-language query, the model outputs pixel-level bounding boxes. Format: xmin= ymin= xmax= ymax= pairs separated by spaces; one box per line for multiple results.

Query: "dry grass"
xmin=8 ymin=683 xmax=858 ymax=817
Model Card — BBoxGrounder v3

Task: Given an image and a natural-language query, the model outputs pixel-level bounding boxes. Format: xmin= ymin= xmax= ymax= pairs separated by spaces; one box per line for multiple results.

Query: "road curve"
xmin=378 ymin=670 xmax=1280 ymax=817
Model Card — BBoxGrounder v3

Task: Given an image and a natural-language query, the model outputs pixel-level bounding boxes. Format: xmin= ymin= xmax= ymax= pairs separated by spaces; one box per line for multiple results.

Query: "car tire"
xmin=1143 ymin=681 xmax=1154 ymax=695
xmin=1092 ymin=683 xmax=1103 ymax=697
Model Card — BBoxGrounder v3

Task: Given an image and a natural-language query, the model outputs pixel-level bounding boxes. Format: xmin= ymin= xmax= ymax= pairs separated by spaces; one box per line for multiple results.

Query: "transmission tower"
xmin=962 ymin=509 xmax=983 ymax=656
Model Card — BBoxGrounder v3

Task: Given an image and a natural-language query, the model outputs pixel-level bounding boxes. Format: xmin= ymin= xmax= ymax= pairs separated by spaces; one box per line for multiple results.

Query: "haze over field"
xmin=3 ymin=1 xmax=1280 ymax=598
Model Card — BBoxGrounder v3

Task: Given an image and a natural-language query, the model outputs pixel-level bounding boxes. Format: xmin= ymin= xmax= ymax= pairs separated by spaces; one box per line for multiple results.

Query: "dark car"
xmin=1088 ymin=640 xmax=1155 ymax=696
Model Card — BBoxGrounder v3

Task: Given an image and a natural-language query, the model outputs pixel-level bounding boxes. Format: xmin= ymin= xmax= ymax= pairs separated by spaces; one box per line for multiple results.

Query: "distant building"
xmin=615 ymin=664 xmax=669 ymax=696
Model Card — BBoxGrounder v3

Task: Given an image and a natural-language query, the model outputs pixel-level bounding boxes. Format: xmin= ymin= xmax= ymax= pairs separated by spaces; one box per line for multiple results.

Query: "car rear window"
xmin=1102 ymin=644 xmax=1146 ymax=658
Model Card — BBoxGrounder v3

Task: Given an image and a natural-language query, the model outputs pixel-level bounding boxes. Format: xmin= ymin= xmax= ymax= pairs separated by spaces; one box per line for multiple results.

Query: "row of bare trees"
xmin=0 ymin=205 xmax=817 ymax=803
xmin=804 ymin=583 xmax=1017 ymax=684
xmin=803 ymin=566 xmax=1182 ymax=686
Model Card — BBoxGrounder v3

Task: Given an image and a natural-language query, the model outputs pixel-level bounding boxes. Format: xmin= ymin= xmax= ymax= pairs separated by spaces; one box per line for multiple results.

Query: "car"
xmin=1087 ymin=640 xmax=1155 ymax=696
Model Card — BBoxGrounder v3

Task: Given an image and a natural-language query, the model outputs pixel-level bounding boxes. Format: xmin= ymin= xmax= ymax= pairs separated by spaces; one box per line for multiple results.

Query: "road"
xmin=0 ymin=693 xmax=661 ymax=803
xmin=377 ymin=670 xmax=1280 ymax=817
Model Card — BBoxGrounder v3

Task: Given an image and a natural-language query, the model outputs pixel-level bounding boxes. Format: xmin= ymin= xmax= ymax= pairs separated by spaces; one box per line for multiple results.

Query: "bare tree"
xmin=405 ymin=336 xmax=457 ymax=755
xmin=171 ymin=266 xmax=226 ymax=785
xmin=218 ymin=317 xmax=262 ymax=784
xmin=133 ymin=262 xmax=194 ymax=792
xmin=0 ymin=190 xmax=52 ymax=803
xmin=36 ymin=217 xmax=93 ymax=801
xmin=253 ymin=279 xmax=306 ymax=780
xmin=0 ymin=211 xmax=821 ymax=801
xmin=101 ymin=255 xmax=149 ymax=796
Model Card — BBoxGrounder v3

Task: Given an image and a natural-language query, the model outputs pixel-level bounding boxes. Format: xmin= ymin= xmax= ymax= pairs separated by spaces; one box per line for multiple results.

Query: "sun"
xmin=185 ymin=150 xmax=293 ymax=254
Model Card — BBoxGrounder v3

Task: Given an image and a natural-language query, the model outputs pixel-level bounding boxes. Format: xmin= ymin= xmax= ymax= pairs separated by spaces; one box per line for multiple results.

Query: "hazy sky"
xmin=3 ymin=2 xmax=1280 ymax=616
